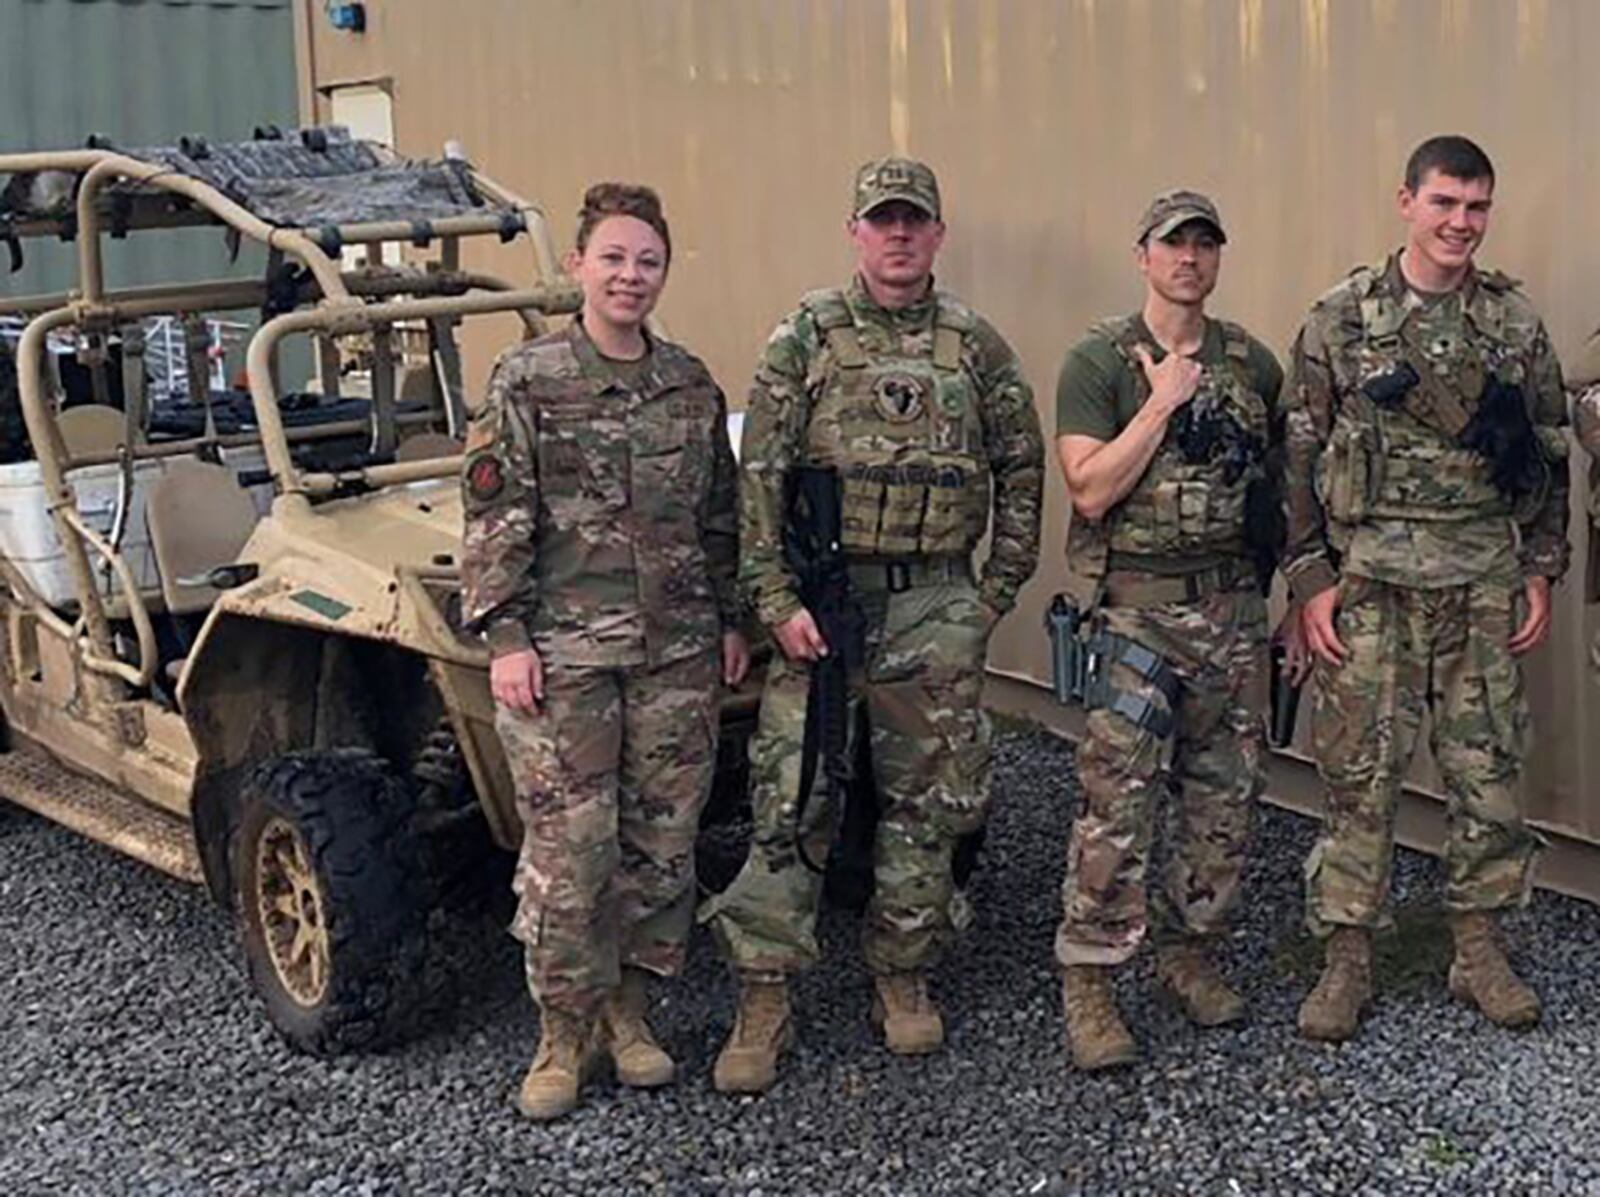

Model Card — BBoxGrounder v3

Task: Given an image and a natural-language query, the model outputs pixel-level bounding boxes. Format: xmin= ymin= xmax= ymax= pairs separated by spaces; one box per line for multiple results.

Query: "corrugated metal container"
xmin=0 ymin=0 xmax=297 ymax=296
xmin=298 ymin=0 xmax=1600 ymax=896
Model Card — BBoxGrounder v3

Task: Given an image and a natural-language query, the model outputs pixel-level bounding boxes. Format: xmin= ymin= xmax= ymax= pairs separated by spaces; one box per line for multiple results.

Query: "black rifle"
xmin=783 ymin=466 xmax=866 ymax=874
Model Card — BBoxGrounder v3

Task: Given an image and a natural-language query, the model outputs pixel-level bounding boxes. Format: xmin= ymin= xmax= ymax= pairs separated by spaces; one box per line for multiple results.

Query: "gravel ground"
xmin=2 ymin=724 xmax=1597 ymax=1196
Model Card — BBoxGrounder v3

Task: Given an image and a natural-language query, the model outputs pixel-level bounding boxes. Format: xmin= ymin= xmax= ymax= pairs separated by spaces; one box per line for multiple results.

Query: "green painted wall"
xmin=0 ymin=0 xmax=297 ymax=298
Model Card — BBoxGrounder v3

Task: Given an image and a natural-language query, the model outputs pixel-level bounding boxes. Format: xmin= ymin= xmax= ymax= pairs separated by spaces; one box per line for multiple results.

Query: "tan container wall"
xmin=301 ymin=0 xmax=1600 ymax=848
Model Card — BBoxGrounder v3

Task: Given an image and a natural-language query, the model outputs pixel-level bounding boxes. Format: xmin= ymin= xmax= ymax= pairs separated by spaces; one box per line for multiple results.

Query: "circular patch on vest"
xmin=873 ymin=373 xmax=928 ymax=422
xmin=466 ymin=453 xmax=506 ymax=501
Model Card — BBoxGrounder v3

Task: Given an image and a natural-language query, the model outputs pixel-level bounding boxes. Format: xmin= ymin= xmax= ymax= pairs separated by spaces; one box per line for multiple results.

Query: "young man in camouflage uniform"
xmin=1054 ymin=191 xmax=1287 ymax=1070
xmin=1285 ymin=136 xmax=1568 ymax=1042
xmin=700 ymin=157 xmax=1044 ymax=1093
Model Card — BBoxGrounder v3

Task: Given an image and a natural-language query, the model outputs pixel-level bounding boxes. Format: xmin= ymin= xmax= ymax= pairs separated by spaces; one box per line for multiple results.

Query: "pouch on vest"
xmin=921 ymin=464 xmax=988 ymax=554
xmin=1319 ymin=421 xmax=1378 ymax=523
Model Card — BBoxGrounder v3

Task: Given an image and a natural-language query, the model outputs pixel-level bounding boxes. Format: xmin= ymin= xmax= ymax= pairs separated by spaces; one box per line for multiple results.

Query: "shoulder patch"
xmin=465 ymin=452 xmax=505 ymax=502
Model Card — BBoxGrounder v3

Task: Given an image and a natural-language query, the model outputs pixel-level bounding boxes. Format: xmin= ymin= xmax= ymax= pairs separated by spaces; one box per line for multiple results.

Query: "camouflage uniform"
xmin=701 ymin=272 xmax=1044 ymax=978
xmin=1055 ymin=313 xmax=1284 ymax=967
xmin=1283 ymin=253 xmax=1569 ymax=936
xmin=1566 ymin=332 xmax=1600 ymax=614
xmin=461 ymin=320 xmax=740 ymax=1016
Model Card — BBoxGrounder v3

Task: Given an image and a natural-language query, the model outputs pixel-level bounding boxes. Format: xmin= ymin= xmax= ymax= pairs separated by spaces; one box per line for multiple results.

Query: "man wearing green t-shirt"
xmin=1052 ymin=190 xmax=1291 ymax=1070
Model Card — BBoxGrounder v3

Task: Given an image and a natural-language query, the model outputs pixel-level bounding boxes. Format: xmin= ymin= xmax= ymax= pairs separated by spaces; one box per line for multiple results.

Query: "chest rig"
xmin=799 ymin=287 xmax=990 ymax=557
xmin=1317 ymin=265 xmax=1528 ymax=533
xmin=1061 ymin=316 xmax=1268 ymax=608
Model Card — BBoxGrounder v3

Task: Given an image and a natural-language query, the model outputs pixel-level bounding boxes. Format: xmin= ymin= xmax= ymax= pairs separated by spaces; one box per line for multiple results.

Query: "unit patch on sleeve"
xmin=466 ymin=452 xmax=506 ymax=501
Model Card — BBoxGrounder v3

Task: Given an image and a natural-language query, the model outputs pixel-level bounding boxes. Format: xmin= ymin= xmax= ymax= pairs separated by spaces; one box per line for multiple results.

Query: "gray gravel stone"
xmin=1 ymin=724 xmax=1597 ymax=1195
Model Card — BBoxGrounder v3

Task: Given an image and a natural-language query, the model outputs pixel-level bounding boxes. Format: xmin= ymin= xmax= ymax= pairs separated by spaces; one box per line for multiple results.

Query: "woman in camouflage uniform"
xmin=460 ymin=184 xmax=749 ymax=1120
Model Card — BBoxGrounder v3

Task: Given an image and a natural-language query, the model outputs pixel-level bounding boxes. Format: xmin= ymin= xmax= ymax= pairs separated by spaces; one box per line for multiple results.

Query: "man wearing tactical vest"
xmin=1285 ymin=135 xmax=1569 ymax=1042
xmin=701 ymin=157 xmax=1044 ymax=1093
xmin=1053 ymin=190 xmax=1288 ymax=1070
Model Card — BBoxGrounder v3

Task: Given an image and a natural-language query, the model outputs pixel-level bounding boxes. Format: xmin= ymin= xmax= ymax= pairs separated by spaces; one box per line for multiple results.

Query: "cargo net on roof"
xmin=1 ymin=125 xmax=489 ymax=229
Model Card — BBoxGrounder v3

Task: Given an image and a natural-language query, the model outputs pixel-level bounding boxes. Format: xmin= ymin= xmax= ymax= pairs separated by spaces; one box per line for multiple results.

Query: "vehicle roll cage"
xmin=0 ymin=129 xmax=580 ymax=695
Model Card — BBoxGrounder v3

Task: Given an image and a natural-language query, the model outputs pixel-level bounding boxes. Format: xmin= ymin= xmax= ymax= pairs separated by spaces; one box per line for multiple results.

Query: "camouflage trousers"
xmin=495 ymin=649 xmax=718 ymax=1015
xmin=700 ymin=577 xmax=993 ymax=977
xmin=1305 ymin=576 xmax=1539 ymax=936
xmin=1056 ymin=585 xmax=1267 ymax=968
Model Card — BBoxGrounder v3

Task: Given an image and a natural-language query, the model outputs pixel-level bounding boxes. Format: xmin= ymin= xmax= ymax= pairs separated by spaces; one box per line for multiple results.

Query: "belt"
xmin=845 ymin=555 xmax=972 ymax=594
xmin=1101 ymin=559 xmax=1250 ymax=607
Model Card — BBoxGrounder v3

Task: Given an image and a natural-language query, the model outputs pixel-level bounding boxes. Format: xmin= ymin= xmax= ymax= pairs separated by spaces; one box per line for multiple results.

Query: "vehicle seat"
xmin=395 ymin=432 xmax=463 ymax=462
xmin=58 ymin=404 xmax=126 ymax=459
xmin=145 ymin=458 xmax=260 ymax=615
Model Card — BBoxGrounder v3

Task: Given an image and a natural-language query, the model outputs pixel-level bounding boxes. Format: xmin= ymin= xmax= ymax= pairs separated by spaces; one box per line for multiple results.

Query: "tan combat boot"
xmin=1060 ymin=965 xmax=1137 ymax=1071
xmin=869 ymin=972 xmax=945 ymax=1055
xmin=1297 ymin=926 xmax=1373 ymax=1043
xmin=600 ymin=967 xmax=675 ymax=1088
xmin=1155 ymin=941 xmax=1246 ymax=1027
xmin=712 ymin=974 xmax=794 ymax=1094
xmin=1448 ymin=911 xmax=1541 ymax=1029
xmin=516 ymin=1009 xmax=597 ymax=1121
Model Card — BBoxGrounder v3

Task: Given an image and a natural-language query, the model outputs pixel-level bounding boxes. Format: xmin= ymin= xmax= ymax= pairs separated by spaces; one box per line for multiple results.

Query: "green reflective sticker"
xmin=290 ymin=589 xmax=352 ymax=621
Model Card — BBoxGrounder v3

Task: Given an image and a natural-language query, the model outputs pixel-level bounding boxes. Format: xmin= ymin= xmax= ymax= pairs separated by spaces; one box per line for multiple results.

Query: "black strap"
xmin=1082 ymin=630 xmax=1181 ymax=738
xmin=793 ymin=659 xmax=850 ymax=874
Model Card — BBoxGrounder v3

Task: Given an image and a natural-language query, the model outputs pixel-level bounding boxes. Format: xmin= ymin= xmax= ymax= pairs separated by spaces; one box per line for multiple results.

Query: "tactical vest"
xmin=1062 ymin=316 xmax=1268 ymax=607
xmin=798 ymin=287 xmax=991 ymax=557
xmin=1316 ymin=265 xmax=1532 ymax=539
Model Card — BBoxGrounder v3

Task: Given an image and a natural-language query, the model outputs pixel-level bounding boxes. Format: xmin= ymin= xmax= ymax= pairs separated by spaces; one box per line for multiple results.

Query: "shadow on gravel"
xmin=1271 ymin=901 xmax=1455 ymax=994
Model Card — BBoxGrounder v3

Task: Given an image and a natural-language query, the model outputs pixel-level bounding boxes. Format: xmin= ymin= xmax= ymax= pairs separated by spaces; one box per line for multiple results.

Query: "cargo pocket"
xmin=1319 ymin=424 xmax=1375 ymax=523
xmin=1474 ymin=589 xmax=1531 ymax=768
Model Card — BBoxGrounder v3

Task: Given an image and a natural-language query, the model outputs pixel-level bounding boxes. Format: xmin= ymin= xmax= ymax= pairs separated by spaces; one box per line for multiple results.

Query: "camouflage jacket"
xmin=1282 ymin=253 xmax=1569 ymax=601
xmin=1567 ymin=331 xmax=1600 ymax=600
xmin=460 ymin=321 xmax=740 ymax=667
xmin=740 ymin=275 xmax=1044 ymax=627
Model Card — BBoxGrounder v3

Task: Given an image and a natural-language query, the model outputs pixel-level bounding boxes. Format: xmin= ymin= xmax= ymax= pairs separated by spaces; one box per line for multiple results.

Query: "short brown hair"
xmin=574 ymin=182 xmax=671 ymax=263
xmin=1404 ymin=135 xmax=1495 ymax=192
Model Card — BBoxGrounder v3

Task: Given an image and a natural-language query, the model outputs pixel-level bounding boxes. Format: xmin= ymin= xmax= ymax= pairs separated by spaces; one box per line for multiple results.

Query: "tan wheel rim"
xmin=254 ymin=816 xmax=331 ymax=1007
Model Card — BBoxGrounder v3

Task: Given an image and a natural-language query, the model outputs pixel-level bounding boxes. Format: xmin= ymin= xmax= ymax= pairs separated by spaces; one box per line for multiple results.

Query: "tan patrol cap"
xmin=852 ymin=156 xmax=941 ymax=220
xmin=1135 ymin=189 xmax=1227 ymax=244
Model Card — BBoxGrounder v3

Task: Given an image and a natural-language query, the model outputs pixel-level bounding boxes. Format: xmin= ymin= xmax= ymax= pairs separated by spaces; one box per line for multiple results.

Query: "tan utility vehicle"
xmin=0 ymin=128 xmax=623 ymax=1053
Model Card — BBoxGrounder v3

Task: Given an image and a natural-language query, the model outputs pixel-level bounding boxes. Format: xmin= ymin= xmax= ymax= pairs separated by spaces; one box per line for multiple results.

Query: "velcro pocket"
xmin=876 ymin=481 xmax=928 ymax=555
xmin=919 ymin=467 xmax=981 ymax=554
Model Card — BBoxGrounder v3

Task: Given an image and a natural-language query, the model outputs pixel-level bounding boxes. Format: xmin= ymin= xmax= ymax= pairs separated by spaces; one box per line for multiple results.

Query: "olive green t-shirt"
xmin=1054 ymin=314 xmax=1284 ymax=439
xmin=595 ymin=347 xmax=656 ymax=392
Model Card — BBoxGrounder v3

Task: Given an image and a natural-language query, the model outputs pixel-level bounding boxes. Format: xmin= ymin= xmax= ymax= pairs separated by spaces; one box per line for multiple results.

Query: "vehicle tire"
xmin=232 ymin=748 xmax=426 ymax=1056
